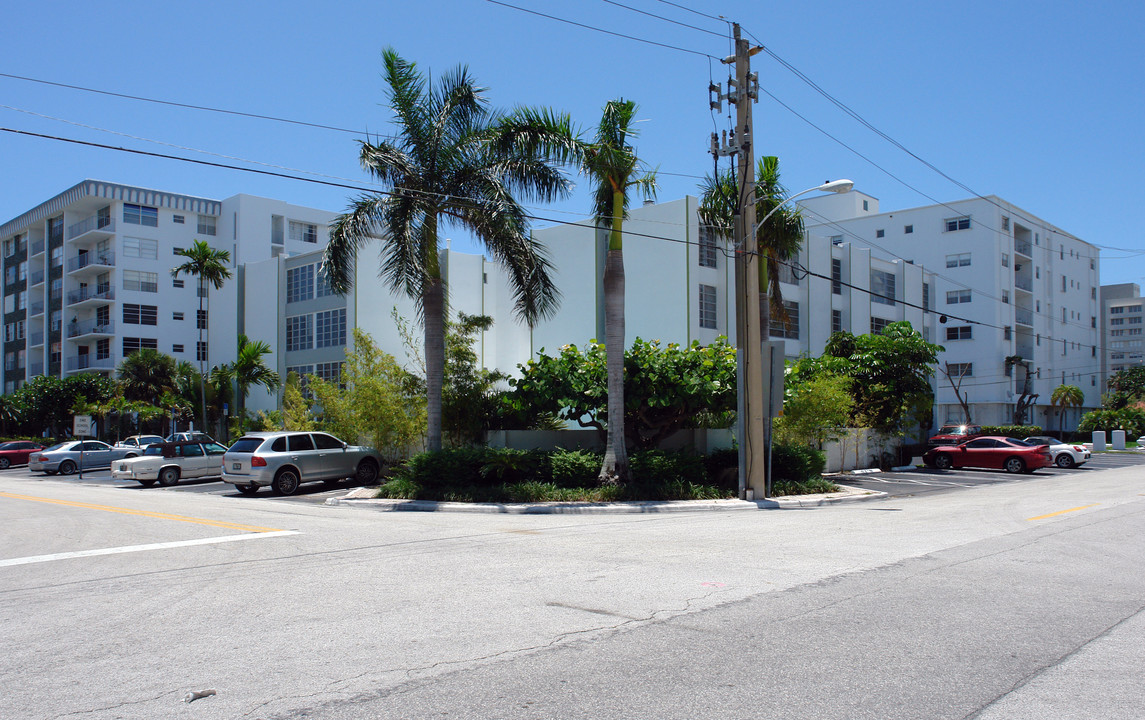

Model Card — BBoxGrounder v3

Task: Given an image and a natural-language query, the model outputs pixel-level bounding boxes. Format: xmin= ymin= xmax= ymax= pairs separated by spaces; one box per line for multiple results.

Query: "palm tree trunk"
xmin=599 ymin=195 xmax=628 ymax=483
xmin=423 ymin=277 xmax=446 ymax=453
xmin=198 ymin=281 xmax=206 ymax=434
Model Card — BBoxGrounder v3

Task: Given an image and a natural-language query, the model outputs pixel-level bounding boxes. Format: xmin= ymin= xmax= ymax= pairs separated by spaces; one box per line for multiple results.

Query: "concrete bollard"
xmin=1112 ymin=430 xmax=1126 ymax=450
xmin=1092 ymin=431 xmax=1106 ymax=451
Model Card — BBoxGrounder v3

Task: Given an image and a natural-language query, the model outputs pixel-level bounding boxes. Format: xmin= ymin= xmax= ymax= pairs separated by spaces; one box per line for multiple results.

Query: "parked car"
xmin=29 ymin=440 xmax=140 ymax=475
xmin=923 ymin=436 xmax=1052 ymax=474
xmin=114 ymin=435 xmax=166 ymax=452
xmin=222 ymin=431 xmax=382 ymax=496
xmin=111 ymin=440 xmax=231 ymax=487
xmin=166 ymin=431 xmax=216 ymax=444
xmin=928 ymin=424 xmax=984 ymax=447
xmin=1023 ymin=435 xmax=1091 ymax=468
xmin=0 ymin=441 xmax=45 ymax=469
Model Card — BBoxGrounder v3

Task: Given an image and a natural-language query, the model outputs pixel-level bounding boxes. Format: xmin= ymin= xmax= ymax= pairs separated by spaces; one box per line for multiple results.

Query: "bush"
xmin=771 ymin=444 xmax=826 ymax=483
xmin=547 ymin=448 xmax=601 ymax=488
xmin=1078 ymin=408 xmax=1145 ymax=439
xmin=981 ymin=425 xmax=1043 ymax=439
xmin=393 ymin=447 xmax=490 ymax=489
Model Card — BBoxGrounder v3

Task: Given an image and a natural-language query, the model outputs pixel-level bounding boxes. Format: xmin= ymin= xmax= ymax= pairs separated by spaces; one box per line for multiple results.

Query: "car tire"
xmin=138 ymin=479 xmax=156 ymax=487
xmin=355 ymin=459 xmax=380 ymax=485
xmin=158 ymin=467 xmax=180 ymax=487
xmin=59 ymin=460 xmax=77 ymax=475
xmin=1055 ymin=453 xmax=1075 ymax=469
xmin=0 ymin=458 xmax=9 ymax=469
xmin=1004 ymin=457 xmax=1026 ymax=474
xmin=272 ymin=469 xmax=301 ymax=496
xmin=933 ymin=454 xmax=953 ymax=470
xmin=236 ymin=484 xmax=260 ymax=496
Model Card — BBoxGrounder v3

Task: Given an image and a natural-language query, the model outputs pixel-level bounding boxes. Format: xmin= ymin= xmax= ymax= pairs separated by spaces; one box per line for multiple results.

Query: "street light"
xmin=750 ymin=179 xmax=854 ymax=237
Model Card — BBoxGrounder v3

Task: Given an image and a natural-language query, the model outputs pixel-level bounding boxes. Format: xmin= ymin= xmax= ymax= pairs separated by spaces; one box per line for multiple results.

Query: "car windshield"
xmin=144 ymin=446 xmax=166 ymax=456
xmin=937 ymin=426 xmax=969 ymax=435
xmin=43 ymin=443 xmax=71 ymax=452
xmin=228 ymin=438 xmax=265 ymax=454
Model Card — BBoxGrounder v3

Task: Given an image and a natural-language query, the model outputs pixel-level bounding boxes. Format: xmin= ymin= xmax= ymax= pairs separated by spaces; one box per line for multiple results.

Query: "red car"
xmin=928 ymin=423 xmax=984 ymax=447
xmin=923 ymin=436 xmax=1052 ymax=474
xmin=0 ymin=441 xmax=46 ymax=469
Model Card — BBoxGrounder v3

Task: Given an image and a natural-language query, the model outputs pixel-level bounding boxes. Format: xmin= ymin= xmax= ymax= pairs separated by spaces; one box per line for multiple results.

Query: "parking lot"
xmin=843 ymin=449 xmax=1145 ymax=498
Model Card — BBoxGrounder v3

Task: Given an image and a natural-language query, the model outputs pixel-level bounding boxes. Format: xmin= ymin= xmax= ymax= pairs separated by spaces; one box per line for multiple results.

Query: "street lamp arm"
xmin=750 ymin=179 xmax=853 ymax=236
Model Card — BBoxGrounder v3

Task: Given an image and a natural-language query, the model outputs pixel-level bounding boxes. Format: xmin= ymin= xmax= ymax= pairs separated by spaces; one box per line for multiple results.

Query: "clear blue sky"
xmin=3 ymin=0 xmax=1143 ymax=284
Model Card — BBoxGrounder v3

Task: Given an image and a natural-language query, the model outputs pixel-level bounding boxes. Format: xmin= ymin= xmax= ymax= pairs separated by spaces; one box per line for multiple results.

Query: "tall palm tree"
xmin=322 ymin=49 xmax=570 ymax=452
xmin=1050 ymin=384 xmax=1085 ymax=436
xmin=117 ymin=348 xmax=177 ymax=402
xmin=172 ymin=240 xmax=233 ymax=432
xmin=229 ymin=334 xmax=281 ymax=433
xmin=699 ymin=156 xmax=805 ymax=338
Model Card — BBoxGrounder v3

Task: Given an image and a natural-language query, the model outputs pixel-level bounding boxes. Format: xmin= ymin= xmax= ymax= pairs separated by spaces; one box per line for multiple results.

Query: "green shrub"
xmin=393 ymin=447 xmax=490 ymax=488
xmin=1078 ymin=408 xmax=1145 ymax=438
xmin=479 ymin=448 xmax=545 ymax=484
xmin=702 ymin=447 xmax=739 ymax=488
xmin=771 ymin=444 xmax=826 ymax=483
xmin=772 ymin=476 xmax=839 ymax=497
xmin=376 ymin=476 xmax=422 ymax=499
xmin=980 ymin=425 xmax=1043 ymax=439
xmin=548 ymin=448 xmax=601 ymax=487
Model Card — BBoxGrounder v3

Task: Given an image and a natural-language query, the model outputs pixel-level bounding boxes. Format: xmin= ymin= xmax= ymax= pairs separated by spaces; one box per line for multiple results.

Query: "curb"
xmin=324 ymin=483 xmax=887 ymax=514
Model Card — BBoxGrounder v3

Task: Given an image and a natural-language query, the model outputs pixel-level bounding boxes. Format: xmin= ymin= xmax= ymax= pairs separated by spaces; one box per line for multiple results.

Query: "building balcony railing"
xmin=29 ymin=330 xmax=44 ymax=346
xmin=67 ymin=252 xmax=116 ymax=273
xmin=65 ymin=355 xmax=116 ymax=372
xmin=67 ymin=285 xmax=115 ymax=305
xmin=66 ymin=318 xmax=115 ymax=338
xmin=29 ymin=362 xmax=44 ymax=376
xmin=29 ymin=300 xmax=44 ymax=316
xmin=31 ymin=239 xmax=45 ymax=256
xmin=1015 ymin=345 xmax=1034 ymax=362
xmin=30 ymin=269 xmax=45 ymax=286
xmin=67 ymin=215 xmax=115 ymax=240
xmin=1015 ymin=308 xmax=1034 ymax=326
xmin=1014 ymin=239 xmax=1032 ymax=257
xmin=1014 ymin=276 xmax=1033 ymax=292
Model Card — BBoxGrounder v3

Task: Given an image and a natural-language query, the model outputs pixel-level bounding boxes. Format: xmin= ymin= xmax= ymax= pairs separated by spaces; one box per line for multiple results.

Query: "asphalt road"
xmin=2 ymin=456 xmax=1143 ymax=719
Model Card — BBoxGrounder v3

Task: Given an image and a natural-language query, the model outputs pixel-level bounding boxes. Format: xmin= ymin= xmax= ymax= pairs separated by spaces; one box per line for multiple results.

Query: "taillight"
xmin=37 ymin=455 xmax=48 ymax=462
xmin=251 ymin=456 xmax=267 ymax=467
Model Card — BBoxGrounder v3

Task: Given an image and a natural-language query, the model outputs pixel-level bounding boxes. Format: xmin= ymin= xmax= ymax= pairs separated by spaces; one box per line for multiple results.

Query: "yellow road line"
xmin=0 ymin=492 xmax=283 ymax=533
xmin=1026 ymin=503 xmax=1099 ymax=522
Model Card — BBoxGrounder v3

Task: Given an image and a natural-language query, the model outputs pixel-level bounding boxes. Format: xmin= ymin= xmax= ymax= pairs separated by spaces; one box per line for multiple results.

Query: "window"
xmin=698 ymin=284 xmax=717 ymax=329
xmin=96 ymin=339 xmax=109 ymax=360
xmin=287 ymin=364 xmax=314 ymax=381
xmin=1004 ymin=326 xmax=1012 ymax=340
xmin=870 ymin=317 xmax=890 ymax=335
xmin=123 ymin=304 xmax=158 ymax=325
xmin=315 ymin=362 xmax=343 ymax=384
xmin=123 ymin=237 xmax=158 ymax=259
xmin=946 ymin=326 xmax=972 ymax=341
xmin=776 ymin=261 xmax=799 ymax=286
xmin=1111 ymin=318 xmax=1125 ymax=326
xmin=871 ymin=269 xmax=896 ymax=306
xmin=197 ymin=341 xmax=208 ymax=362
xmin=1062 ymin=275 xmax=1067 ymax=292
xmin=1002 ymin=216 xmax=1010 ymax=231
xmin=698 ymin=226 xmax=718 ymax=268
xmin=173 ymin=278 xmax=184 ymax=289
xmin=876 ymin=229 xmax=885 ymax=238
xmin=50 ymin=342 xmax=60 ymax=365
xmin=173 ymin=311 xmax=184 ymax=321
xmin=831 ymin=258 xmax=842 ymax=295
xmin=944 ymin=216 xmax=971 ymax=232
xmin=123 ymin=270 xmax=159 ymax=293
xmin=50 ymin=246 xmax=63 ymax=267
xmin=769 ymin=301 xmax=799 ymax=339
xmin=173 ymin=343 xmax=184 ymax=353
xmin=123 ymin=337 xmax=158 ymax=355
xmin=313 ymin=433 xmax=344 ymax=450
xmin=1131 ymin=317 xmax=1143 ymax=325
xmin=832 ymin=309 xmax=843 ymax=334
xmin=288 ymin=434 xmax=315 ymax=452
xmin=289 ymin=221 xmax=318 ymax=244
xmin=923 ymin=282 xmax=930 ymax=312
xmin=197 ymin=309 xmax=208 ymax=330
xmin=829 ymin=235 xmax=844 ymax=246
xmin=946 ymin=289 xmax=972 ymax=305
xmin=197 ymin=215 xmax=217 ymax=236
xmin=904 ymin=224 xmax=913 ymax=234
xmin=945 ymin=253 xmax=971 ymax=268
xmin=123 ymin=203 xmax=158 ymax=227
xmin=287 ymin=264 xmax=315 ymax=303
xmin=286 ymin=315 xmax=312 ymax=351
xmin=1111 ymin=306 xmax=1125 ymax=314
xmin=1002 ymin=290 xmax=1009 ymax=304
xmin=316 ymin=308 xmax=347 ymax=348
xmin=1001 ymin=253 xmax=1009 ymax=268
xmin=1036 ymin=267 xmax=1040 ymax=279
xmin=316 ymin=267 xmax=334 ymax=298
xmin=173 ymin=215 xmax=185 ymax=224
xmin=862 ymin=200 xmax=869 ymax=211
xmin=947 ymin=362 xmax=973 ymax=377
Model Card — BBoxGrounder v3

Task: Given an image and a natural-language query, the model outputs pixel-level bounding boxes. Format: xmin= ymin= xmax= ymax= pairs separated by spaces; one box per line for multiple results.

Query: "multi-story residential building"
xmin=799 ymin=190 xmax=1102 ymax=429
xmin=1100 ymin=283 xmax=1145 ymax=387
xmin=0 ymin=181 xmax=335 ymax=394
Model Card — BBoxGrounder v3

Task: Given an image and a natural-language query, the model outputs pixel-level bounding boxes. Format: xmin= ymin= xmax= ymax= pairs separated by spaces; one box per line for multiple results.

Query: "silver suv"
xmin=222 ymin=431 xmax=382 ymax=496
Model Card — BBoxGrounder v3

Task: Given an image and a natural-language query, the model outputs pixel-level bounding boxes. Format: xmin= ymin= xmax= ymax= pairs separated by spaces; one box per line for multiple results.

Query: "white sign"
xmin=73 ymin=415 xmax=93 ymax=437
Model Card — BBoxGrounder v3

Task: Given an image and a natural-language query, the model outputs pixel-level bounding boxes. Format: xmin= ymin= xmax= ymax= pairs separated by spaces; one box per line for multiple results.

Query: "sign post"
xmin=73 ymin=415 xmax=92 ymax=480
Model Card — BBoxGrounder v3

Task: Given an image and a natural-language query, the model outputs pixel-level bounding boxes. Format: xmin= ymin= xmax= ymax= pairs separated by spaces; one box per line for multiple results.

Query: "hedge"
xmin=980 ymin=425 xmax=1043 ymax=439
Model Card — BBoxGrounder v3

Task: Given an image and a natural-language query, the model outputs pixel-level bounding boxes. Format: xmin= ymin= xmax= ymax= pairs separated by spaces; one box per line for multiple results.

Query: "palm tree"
xmin=172 ymin=240 xmax=233 ymax=432
xmin=228 ymin=334 xmax=281 ymax=433
xmin=1050 ymin=384 xmax=1085 ymax=436
xmin=322 ymin=49 xmax=570 ymax=452
xmin=117 ymin=348 xmax=176 ymax=402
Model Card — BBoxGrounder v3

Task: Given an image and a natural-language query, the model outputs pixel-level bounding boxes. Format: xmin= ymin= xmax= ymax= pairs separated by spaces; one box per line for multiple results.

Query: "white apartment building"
xmin=799 ymin=190 xmax=1102 ymax=429
xmin=0 ymin=180 xmax=335 ymax=393
xmin=1100 ymin=282 xmax=1145 ymax=387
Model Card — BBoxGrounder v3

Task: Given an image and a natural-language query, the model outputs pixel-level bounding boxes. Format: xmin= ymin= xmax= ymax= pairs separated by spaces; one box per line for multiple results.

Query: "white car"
xmin=111 ymin=440 xmax=230 ymax=487
xmin=1023 ymin=436 xmax=1091 ymax=469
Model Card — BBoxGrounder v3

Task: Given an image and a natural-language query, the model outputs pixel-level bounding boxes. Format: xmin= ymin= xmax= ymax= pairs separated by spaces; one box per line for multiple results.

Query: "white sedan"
xmin=1024 ymin=436 xmax=1091 ymax=469
xmin=111 ymin=441 xmax=230 ymax=486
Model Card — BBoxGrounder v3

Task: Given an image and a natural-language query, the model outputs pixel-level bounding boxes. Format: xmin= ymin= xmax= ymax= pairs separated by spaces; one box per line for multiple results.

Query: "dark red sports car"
xmin=923 ymin=436 xmax=1052 ymax=474
xmin=0 ymin=441 xmax=46 ymax=469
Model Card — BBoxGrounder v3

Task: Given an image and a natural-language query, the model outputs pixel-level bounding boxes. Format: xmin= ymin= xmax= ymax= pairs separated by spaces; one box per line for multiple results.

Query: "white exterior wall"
xmin=1100 ymin=283 xmax=1144 ymax=393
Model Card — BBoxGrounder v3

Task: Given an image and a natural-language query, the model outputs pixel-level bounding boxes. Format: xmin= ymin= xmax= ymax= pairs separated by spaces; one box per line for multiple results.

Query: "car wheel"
xmin=158 ymin=467 xmax=180 ymax=487
xmin=355 ymin=459 xmax=380 ymax=485
xmin=1004 ymin=457 xmax=1026 ymax=474
xmin=138 ymin=479 xmax=156 ymax=487
xmin=272 ymin=469 xmax=301 ymax=496
xmin=1055 ymin=453 xmax=1075 ymax=469
xmin=59 ymin=460 xmax=77 ymax=475
xmin=236 ymin=484 xmax=260 ymax=496
xmin=0 ymin=458 xmax=9 ymax=469
xmin=933 ymin=454 xmax=953 ymax=470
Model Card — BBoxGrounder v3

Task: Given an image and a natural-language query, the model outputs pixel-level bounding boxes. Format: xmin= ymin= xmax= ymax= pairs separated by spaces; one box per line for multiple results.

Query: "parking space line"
xmin=0 ymin=531 xmax=299 ymax=568
xmin=0 ymin=492 xmax=283 ymax=533
xmin=1026 ymin=504 xmax=1099 ymax=522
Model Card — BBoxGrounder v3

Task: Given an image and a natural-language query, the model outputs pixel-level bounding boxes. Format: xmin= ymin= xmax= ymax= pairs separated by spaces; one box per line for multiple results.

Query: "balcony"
xmin=67 ymin=284 xmax=115 ymax=306
xmin=1015 ymin=276 xmax=1033 ymax=292
xmin=29 ymin=330 xmax=44 ymax=346
xmin=1014 ymin=239 xmax=1032 ymax=257
xmin=67 ymin=252 xmax=115 ymax=274
xmin=66 ymin=318 xmax=115 ymax=339
xmin=30 ymin=239 xmax=45 ymax=256
xmin=30 ymin=269 xmax=45 ymax=286
xmin=1015 ymin=308 xmax=1034 ymax=326
xmin=67 ymin=215 xmax=115 ymax=241
xmin=29 ymin=362 xmax=44 ymax=376
xmin=29 ymin=300 xmax=44 ymax=316
xmin=1015 ymin=344 xmax=1034 ymax=362
xmin=65 ymin=355 xmax=116 ymax=372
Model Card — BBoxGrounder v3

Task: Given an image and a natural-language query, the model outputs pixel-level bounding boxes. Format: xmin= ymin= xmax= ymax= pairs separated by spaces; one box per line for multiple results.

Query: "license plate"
xmin=232 ymin=462 xmax=242 ymax=470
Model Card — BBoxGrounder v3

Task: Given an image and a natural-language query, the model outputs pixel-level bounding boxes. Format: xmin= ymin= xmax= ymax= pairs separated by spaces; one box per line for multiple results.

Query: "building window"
xmin=96 ymin=339 xmax=110 ymax=360
xmin=314 ymin=361 xmax=343 ymax=384
xmin=776 ymin=261 xmax=799 ymax=286
xmin=831 ymin=258 xmax=842 ymax=295
xmin=1111 ymin=306 xmax=1125 ymax=314
xmin=1002 ymin=216 xmax=1010 ymax=231
xmin=50 ymin=246 xmax=63 ymax=268
xmin=289 ymin=221 xmax=318 ymax=244
xmin=1111 ymin=318 xmax=1125 ymax=326
xmin=870 ymin=317 xmax=890 ymax=335
xmin=316 ymin=308 xmax=347 ymax=348
xmin=698 ymin=284 xmax=717 ymax=329
xmin=876 ymin=229 xmax=885 ymax=238
xmin=831 ymin=309 xmax=843 ymax=334
xmin=173 ymin=311 xmax=184 ymax=321
xmin=123 ymin=237 xmax=158 ymax=260
xmin=698 ymin=225 xmax=718 ymax=269
xmin=829 ymin=235 xmax=844 ymax=246
xmin=123 ymin=337 xmax=158 ymax=355
xmin=197 ymin=215 xmax=217 ymax=236
xmin=173 ymin=215 xmax=185 ymax=224
xmin=173 ymin=278 xmax=184 ymax=289
xmin=1062 ymin=275 xmax=1067 ymax=292
xmin=923 ymin=282 xmax=930 ymax=312
xmin=316 ymin=267 xmax=334 ymax=298
xmin=123 ymin=270 xmax=159 ymax=293
xmin=944 ymin=216 xmax=971 ymax=232
xmin=946 ymin=326 xmax=972 ymax=341
xmin=173 ymin=343 xmax=184 ymax=353
xmin=946 ymin=289 xmax=972 ymax=305
xmin=945 ymin=253 xmax=971 ymax=268
xmin=123 ymin=304 xmax=158 ymax=325
xmin=1001 ymin=253 xmax=1009 ymax=268
xmin=123 ymin=204 xmax=158 ymax=227
xmin=287 ymin=264 xmax=315 ymax=303
xmin=197 ymin=341 xmax=208 ymax=362
xmin=197 ymin=309 xmax=208 ymax=330
xmin=1004 ymin=326 xmax=1012 ymax=340
xmin=50 ymin=342 xmax=61 ymax=365
xmin=862 ymin=200 xmax=869 ymax=211
xmin=904 ymin=225 xmax=913 ymax=234
xmin=1002 ymin=290 xmax=1009 ymax=304
xmin=286 ymin=315 xmax=313 ymax=351
xmin=769 ymin=301 xmax=799 ymax=339
xmin=947 ymin=362 xmax=973 ymax=377
xmin=871 ymin=269 xmax=896 ymax=306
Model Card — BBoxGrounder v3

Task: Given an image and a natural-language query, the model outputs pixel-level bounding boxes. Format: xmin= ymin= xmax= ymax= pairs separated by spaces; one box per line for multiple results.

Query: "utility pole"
xmin=713 ymin=24 xmax=766 ymax=499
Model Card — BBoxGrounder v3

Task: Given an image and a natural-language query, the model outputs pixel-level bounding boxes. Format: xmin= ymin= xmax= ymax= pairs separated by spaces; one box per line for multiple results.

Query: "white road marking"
xmin=0 ymin=530 xmax=299 ymax=568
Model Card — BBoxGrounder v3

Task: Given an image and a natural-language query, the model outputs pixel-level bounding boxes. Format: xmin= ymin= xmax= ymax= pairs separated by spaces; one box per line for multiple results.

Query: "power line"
xmin=600 ymin=0 xmax=726 ymax=38
xmin=650 ymin=0 xmax=727 ymax=24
